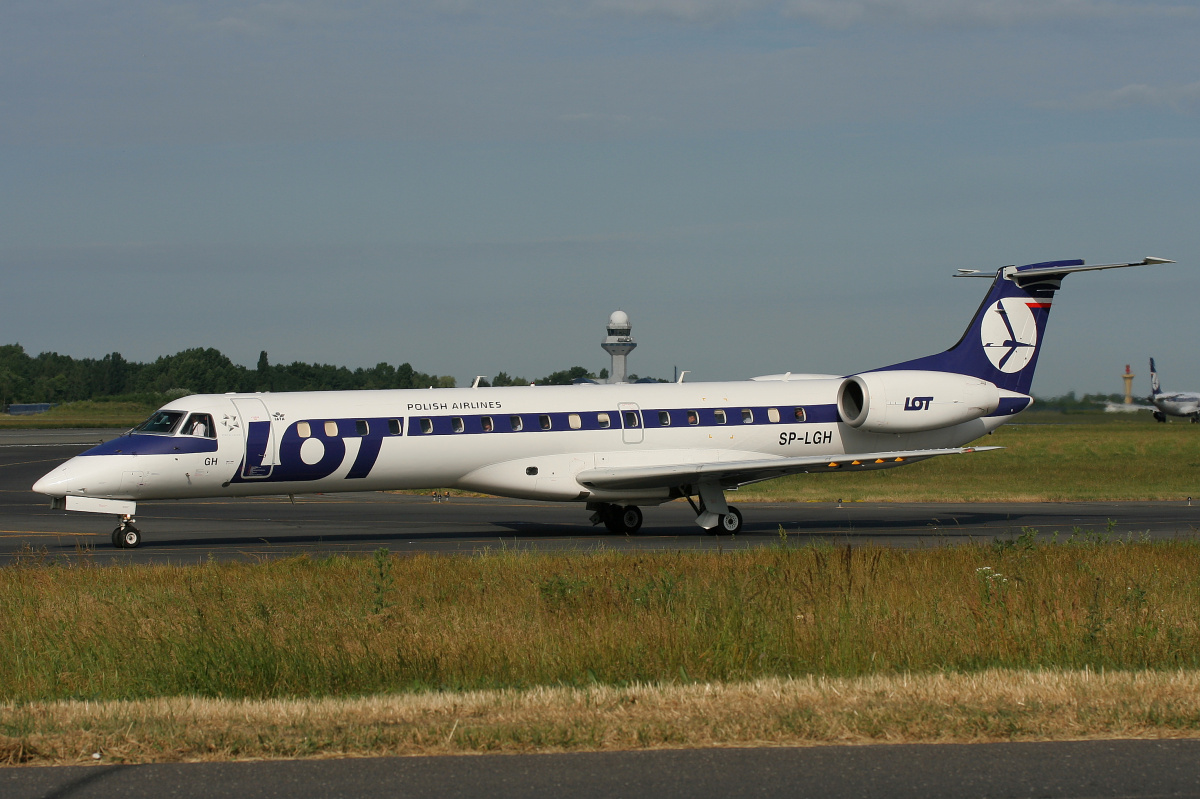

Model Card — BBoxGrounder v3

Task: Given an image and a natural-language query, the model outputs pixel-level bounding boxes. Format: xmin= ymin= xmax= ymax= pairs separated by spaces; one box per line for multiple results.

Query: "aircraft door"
xmin=619 ymin=402 xmax=644 ymax=444
xmin=232 ymin=397 xmax=278 ymax=479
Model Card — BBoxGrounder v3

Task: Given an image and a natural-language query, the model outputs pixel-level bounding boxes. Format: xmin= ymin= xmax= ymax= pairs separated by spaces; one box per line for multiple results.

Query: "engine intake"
xmin=837 ymin=370 xmax=1001 ymax=433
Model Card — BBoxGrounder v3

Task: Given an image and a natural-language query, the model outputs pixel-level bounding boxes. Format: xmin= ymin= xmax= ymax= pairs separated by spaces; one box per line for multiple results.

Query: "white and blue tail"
xmin=1149 ymin=357 xmax=1163 ymax=398
xmin=873 ymin=258 xmax=1174 ymax=396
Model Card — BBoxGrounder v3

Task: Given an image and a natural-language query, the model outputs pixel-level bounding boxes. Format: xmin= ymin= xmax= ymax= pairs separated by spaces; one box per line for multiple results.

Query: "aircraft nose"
xmin=32 ymin=461 xmax=73 ymax=497
xmin=32 ymin=456 xmax=121 ymax=498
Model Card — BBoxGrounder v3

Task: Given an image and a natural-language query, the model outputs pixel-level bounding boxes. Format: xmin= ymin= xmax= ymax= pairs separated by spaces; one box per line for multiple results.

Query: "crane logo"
xmin=980 ymin=298 xmax=1040 ymax=373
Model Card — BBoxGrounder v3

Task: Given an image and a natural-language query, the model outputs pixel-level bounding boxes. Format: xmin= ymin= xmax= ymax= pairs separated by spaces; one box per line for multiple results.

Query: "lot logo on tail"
xmin=980 ymin=298 xmax=1040 ymax=373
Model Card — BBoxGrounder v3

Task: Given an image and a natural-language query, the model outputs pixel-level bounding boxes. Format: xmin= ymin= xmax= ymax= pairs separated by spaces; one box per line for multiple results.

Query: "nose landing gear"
xmin=111 ymin=516 xmax=141 ymax=548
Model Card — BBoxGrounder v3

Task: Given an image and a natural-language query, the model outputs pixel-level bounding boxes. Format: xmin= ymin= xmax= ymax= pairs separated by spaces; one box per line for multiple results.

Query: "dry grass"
xmin=4 ymin=669 xmax=1200 ymax=766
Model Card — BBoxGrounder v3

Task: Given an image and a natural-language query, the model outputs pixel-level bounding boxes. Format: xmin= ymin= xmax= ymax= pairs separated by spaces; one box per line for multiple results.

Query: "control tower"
xmin=1122 ymin=364 xmax=1136 ymax=404
xmin=602 ymin=311 xmax=637 ymax=384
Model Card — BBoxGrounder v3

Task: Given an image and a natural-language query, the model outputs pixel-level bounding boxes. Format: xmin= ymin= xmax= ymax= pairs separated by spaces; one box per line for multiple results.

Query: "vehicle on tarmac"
xmin=34 ymin=257 xmax=1176 ymax=548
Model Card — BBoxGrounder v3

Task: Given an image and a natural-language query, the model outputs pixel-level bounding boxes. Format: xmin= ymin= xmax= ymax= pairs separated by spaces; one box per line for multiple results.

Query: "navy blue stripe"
xmin=989 ymin=397 xmax=1033 ymax=416
xmin=81 ymin=435 xmax=218 ymax=456
xmin=406 ymin=405 xmax=841 ymax=436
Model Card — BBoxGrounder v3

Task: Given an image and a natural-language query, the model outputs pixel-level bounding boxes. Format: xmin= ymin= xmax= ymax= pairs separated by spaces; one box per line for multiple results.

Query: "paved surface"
xmin=6 ymin=430 xmax=1200 ymax=797
xmin=5 ymin=740 xmax=1200 ymax=798
xmin=2 ymin=429 xmax=1198 ymax=564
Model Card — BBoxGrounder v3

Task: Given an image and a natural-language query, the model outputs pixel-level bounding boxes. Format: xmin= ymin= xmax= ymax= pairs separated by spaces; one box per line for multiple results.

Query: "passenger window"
xmin=539 ymin=415 xmax=552 ymax=430
xmin=741 ymin=409 xmax=754 ymax=424
xmin=182 ymin=413 xmax=215 ymax=438
xmin=569 ymin=414 xmax=582 ymax=430
xmin=597 ymin=412 xmax=611 ymax=429
xmin=510 ymin=415 xmax=524 ymax=432
xmin=388 ymin=419 xmax=402 ymax=435
xmin=793 ymin=407 xmax=806 ymax=423
xmin=623 ymin=411 xmax=640 ymax=428
xmin=768 ymin=408 xmax=780 ymax=423
xmin=420 ymin=418 xmax=434 ymax=434
xmin=452 ymin=417 xmax=465 ymax=433
xmin=482 ymin=416 xmax=494 ymax=432
xmin=686 ymin=410 xmax=698 ymax=425
xmin=297 ymin=421 xmax=311 ymax=438
xmin=714 ymin=410 xmax=726 ymax=425
xmin=324 ymin=421 xmax=339 ymax=436
xmin=355 ymin=420 xmax=369 ymax=436
xmin=658 ymin=411 xmax=671 ymax=426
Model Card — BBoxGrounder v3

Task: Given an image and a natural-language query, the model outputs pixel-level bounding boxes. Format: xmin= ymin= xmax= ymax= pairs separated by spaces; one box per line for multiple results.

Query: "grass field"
xmin=0 ymin=401 xmax=157 ymax=429
xmin=738 ymin=415 xmax=1199 ymax=503
xmin=2 ymin=411 xmax=1198 ymax=765
xmin=4 ymin=539 xmax=1200 ymax=763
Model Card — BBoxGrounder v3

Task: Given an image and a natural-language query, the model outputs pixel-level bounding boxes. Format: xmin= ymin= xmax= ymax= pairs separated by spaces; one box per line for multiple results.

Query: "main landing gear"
xmin=590 ymin=503 xmax=644 ymax=534
xmin=111 ymin=515 xmax=141 ymax=549
xmin=588 ymin=496 xmax=745 ymax=535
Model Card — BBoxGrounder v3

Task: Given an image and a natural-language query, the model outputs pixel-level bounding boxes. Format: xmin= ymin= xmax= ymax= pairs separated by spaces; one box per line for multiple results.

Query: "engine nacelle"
xmin=836 ymin=370 xmax=1001 ymax=433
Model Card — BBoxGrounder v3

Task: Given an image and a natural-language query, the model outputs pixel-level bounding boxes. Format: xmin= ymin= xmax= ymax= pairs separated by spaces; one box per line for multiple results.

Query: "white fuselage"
xmin=1153 ymin=392 xmax=1200 ymax=419
xmin=33 ymin=378 xmax=1016 ymax=507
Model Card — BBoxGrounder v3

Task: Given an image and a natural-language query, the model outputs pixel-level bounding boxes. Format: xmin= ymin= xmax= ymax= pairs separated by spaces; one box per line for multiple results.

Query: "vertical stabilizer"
xmin=1150 ymin=357 xmax=1162 ymax=398
xmin=872 ymin=257 xmax=1174 ymax=396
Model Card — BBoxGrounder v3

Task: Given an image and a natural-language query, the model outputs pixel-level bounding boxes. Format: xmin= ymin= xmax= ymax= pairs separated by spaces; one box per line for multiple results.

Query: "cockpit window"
xmin=133 ymin=410 xmax=185 ymax=435
xmin=182 ymin=413 xmax=216 ymax=438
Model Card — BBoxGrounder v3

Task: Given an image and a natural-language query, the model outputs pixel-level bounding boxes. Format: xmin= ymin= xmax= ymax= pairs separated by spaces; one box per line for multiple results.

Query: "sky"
xmin=3 ymin=0 xmax=1198 ymax=397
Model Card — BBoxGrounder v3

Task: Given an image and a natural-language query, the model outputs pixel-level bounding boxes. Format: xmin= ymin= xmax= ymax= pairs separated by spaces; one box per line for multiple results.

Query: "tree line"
xmin=0 ymin=344 xmax=634 ymax=407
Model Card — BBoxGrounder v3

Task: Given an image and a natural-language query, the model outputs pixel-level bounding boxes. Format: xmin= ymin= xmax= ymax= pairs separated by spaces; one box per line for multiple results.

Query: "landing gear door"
xmin=232 ymin=397 xmax=278 ymax=479
xmin=619 ymin=402 xmax=644 ymax=444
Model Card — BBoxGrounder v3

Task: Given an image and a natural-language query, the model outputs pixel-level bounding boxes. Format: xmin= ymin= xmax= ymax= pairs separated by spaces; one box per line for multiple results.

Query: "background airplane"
xmin=34 ymin=257 xmax=1177 ymax=548
xmin=1149 ymin=358 xmax=1200 ymax=423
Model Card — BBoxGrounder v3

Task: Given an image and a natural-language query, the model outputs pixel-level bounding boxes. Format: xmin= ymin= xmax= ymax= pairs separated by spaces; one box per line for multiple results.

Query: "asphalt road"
xmin=5 ymin=740 xmax=1200 ymax=799
xmin=2 ymin=428 xmax=1198 ymax=564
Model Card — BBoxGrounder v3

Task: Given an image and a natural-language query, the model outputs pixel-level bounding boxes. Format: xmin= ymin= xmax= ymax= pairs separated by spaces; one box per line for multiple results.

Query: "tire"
xmin=619 ymin=505 xmax=643 ymax=534
xmin=120 ymin=526 xmax=141 ymax=549
xmin=718 ymin=506 xmax=744 ymax=534
xmin=602 ymin=505 xmax=624 ymax=533
xmin=111 ymin=527 xmax=125 ymax=549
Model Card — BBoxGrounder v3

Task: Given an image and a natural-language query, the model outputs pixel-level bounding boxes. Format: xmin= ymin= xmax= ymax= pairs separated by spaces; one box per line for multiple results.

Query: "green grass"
xmin=4 ymin=540 xmax=1200 ymax=703
xmin=739 ymin=417 xmax=1200 ymax=502
xmin=0 ymin=400 xmax=157 ymax=429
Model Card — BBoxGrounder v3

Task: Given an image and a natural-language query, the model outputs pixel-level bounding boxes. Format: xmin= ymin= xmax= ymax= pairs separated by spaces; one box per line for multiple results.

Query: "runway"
xmin=5 ymin=739 xmax=1200 ymax=798
xmin=2 ymin=428 xmax=1198 ymax=564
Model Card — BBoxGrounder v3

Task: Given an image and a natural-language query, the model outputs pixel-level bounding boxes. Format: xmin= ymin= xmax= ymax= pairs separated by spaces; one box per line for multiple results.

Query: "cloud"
xmin=784 ymin=0 xmax=1200 ymax=28
xmin=580 ymin=0 xmax=1200 ymax=28
xmin=1046 ymin=81 xmax=1200 ymax=113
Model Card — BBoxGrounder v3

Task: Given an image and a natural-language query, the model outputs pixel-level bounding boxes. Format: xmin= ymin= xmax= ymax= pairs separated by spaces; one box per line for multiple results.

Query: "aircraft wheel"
xmin=718 ymin=506 xmax=744 ymax=535
xmin=619 ymin=505 xmax=643 ymax=534
xmin=1154 ymin=412 xmax=1166 ymax=423
xmin=111 ymin=526 xmax=125 ymax=549
xmin=602 ymin=504 xmax=624 ymax=533
xmin=119 ymin=524 xmax=141 ymax=549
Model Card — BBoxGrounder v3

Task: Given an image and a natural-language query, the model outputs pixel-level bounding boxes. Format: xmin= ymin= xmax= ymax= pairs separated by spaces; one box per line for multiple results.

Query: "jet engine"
xmin=836 ymin=370 xmax=1001 ymax=433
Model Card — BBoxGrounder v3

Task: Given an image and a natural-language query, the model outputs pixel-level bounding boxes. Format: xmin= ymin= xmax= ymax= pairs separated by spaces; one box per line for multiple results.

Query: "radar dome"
xmin=608 ymin=311 xmax=630 ymax=327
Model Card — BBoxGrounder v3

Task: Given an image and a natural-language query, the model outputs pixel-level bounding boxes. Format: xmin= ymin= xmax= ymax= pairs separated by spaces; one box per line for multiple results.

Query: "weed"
xmin=370 ymin=548 xmax=394 ymax=614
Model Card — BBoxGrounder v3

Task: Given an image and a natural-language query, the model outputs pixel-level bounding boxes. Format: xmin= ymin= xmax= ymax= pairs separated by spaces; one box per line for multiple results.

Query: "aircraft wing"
xmin=575 ymin=446 xmax=1002 ymax=492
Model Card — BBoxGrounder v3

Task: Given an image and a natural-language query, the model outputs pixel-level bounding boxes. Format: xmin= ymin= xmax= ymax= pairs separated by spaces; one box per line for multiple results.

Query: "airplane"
xmin=33 ymin=256 xmax=1176 ymax=549
xmin=1149 ymin=357 xmax=1200 ymax=422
